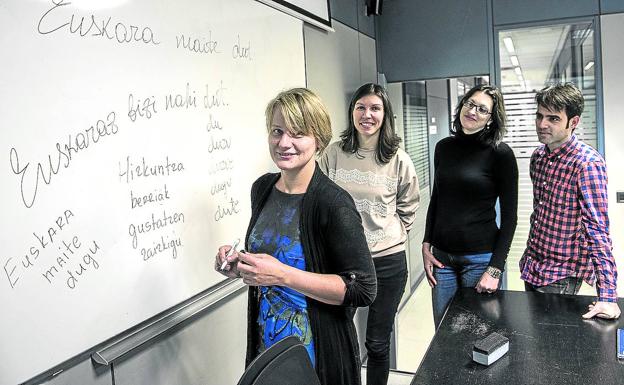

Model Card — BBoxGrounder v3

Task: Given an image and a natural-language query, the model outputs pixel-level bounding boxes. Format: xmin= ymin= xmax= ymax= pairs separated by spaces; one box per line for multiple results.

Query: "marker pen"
xmin=220 ymin=238 xmax=240 ymax=270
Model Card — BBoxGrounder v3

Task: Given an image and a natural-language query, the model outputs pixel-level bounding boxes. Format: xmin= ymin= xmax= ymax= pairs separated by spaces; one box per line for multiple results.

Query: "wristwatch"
xmin=486 ymin=266 xmax=502 ymax=279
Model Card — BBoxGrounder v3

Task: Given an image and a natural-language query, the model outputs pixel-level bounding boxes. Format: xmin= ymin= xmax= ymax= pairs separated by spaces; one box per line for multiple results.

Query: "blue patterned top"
xmin=248 ymin=186 xmax=315 ymax=365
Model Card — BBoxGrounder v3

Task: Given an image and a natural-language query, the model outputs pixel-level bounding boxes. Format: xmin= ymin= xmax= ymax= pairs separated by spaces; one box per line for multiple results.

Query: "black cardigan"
xmin=245 ymin=164 xmax=377 ymax=385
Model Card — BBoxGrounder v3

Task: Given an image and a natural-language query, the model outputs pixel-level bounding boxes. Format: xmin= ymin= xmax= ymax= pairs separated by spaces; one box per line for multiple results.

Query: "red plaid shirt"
xmin=520 ymin=135 xmax=617 ymax=302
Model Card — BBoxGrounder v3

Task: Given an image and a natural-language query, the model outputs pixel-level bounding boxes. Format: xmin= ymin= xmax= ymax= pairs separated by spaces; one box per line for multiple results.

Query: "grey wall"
xmin=601 ymin=0 xmax=624 ymax=13
xmin=377 ymin=0 xmax=491 ymax=82
xmin=41 ymin=358 xmax=112 ymax=385
xmin=425 ymin=80 xmax=450 ymax=182
xmin=330 ymin=0 xmax=376 ymax=38
xmin=377 ymin=0 xmax=622 ymax=83
xmin=387 ymin=82 xmax=405 ymax=143
xmin=492 ymin=0 xmax=599 ymax=25
xmin=330 ymin=0 xmax=358 ymax=28
xmin=356 ymin=0 xmax=376 ymax=38
xmin=305 ymin=11 xmax=378 ymax=361
xmin=113 ymin=291 xmax=248 ymax=385
xmin=305 ymin=20 xmax=378 ymax=139
xmin=40 ymin=289 xmax=248 ymax=385
xmin=36 ymin=289 xmax=247 ymax=385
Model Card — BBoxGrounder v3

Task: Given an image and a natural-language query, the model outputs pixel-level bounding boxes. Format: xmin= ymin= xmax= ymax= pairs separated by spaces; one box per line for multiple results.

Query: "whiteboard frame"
xmin=91 ymin=278 xmax=246 ymax=365
xmin=22 ymin=279 xmax=247 ymax=384
xmin=256 ymin=0 xmax=335 ymax=32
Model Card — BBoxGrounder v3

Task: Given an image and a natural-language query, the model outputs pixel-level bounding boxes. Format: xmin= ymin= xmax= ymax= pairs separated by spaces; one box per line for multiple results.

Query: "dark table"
xmin=411 ymin=288 xmax=624 ymax=385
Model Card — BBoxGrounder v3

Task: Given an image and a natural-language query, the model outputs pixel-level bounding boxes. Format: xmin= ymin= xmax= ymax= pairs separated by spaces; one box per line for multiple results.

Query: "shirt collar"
xmin=539 ymin=134 xmax=578 ymax=159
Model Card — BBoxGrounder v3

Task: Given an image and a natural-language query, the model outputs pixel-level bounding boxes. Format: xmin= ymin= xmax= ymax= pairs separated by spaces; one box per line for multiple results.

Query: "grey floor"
xmin=395 ymin=282 xmax=435 ymax=373
xmin=361 ymin=367 xmax=415 ymax=385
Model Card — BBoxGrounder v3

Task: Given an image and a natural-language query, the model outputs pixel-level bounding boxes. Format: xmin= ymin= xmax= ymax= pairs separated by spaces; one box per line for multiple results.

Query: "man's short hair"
xmin=535 ymin=83 xmax=584 ymax=119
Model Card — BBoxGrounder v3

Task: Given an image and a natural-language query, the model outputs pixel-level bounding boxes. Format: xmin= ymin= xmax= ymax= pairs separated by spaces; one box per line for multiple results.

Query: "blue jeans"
xmin=431 ymin=248 xmax=493 ymax=328
xmin=365 ymin=251 xmax=408 ymax=385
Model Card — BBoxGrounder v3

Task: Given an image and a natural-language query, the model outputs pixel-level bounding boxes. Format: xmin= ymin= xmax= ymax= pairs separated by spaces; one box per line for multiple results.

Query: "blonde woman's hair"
xmin=265 ymin=88 xmax=332 ymax=153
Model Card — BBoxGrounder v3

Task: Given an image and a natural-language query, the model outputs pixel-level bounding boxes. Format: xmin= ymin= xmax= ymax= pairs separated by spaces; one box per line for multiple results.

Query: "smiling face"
xmin=268 ymin=108 xmax=317 ymax=174
xmin=535 ymin=104 xmax=578 ymax=151
xmin=352 ymin=94 xmax=385 ymax=145
xmin=459 ymin=91 xmax=494 ymax=135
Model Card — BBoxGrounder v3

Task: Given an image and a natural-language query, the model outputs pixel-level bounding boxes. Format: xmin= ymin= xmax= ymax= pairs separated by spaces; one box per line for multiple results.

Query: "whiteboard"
xmin=0 ymin=0 xmax=304 ymax=384
xmin=261 ymin=0 xmax=331 ymax=27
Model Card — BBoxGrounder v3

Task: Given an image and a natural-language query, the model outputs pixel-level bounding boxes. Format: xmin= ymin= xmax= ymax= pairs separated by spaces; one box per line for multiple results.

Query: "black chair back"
xmin=236 ymin=336 xmax=321 ymax=385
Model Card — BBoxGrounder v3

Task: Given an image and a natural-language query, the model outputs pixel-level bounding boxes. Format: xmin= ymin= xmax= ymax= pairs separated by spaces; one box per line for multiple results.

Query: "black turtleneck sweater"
xmin=423 ymin=132 xmax=518 ymax=271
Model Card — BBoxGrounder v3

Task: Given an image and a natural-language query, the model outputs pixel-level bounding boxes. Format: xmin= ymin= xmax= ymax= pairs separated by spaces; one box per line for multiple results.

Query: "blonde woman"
xmin=216 ymin=88 xmax=377 ymax=385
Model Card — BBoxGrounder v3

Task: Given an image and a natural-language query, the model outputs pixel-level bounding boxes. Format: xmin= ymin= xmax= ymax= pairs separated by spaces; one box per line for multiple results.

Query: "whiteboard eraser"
xmin=472 ymin=332 xmax=509 ymax=366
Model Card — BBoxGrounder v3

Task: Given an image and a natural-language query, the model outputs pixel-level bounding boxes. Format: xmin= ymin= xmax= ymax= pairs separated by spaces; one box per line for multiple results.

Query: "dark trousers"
xmin=524 ymin=276 xmax=584 ymax=295
xmin=365 ymin=251 xmax=408 ymax=385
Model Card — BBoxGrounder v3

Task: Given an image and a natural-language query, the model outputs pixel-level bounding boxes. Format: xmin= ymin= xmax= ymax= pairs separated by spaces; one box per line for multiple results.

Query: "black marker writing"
xmin=206 ymin=114 xmax=223 ymax=132
xmin=3 ymin=258 xmax=19 ymax=289
xmin=42 ymin=235 xmax=81 ymax=283
xmin=232 ymin=34 xmax=252 ymax=60
xmin=3 ymin=209 xmax=75 ymax=289
xmin=207 ymin=135 xmax=231 ymax=153
xmin=175 ymin=31 xmax=219 ymax=54
xmin=118 ymin=155 xmax=184 ymax=184
xmin=128 ymin=93 xmax=157 ymax=122
xmin=204 ymin=81 xmax=228 ymax=109
xmin=38 ymin=0 xmax=160 ymax=46
xmin=165 ymin=83 xmax=198 ymax=110
xmin=10 ymin=112 xmax=118 ymax=208
xmin=207 ymin=158 xmax=234 ymax=175
xmin=130 ymin=183 xmax=171 ymax=209
xmin=210 ymin=177 xmax=232 ymax=197
xmin=128 ymin=210 xmax=185 ymax=249
xmin=214 ymin=198 xmax=240 ymax=221
xmin=65 ymin=240 xmax=101 ymax=290
xmin=141 ymin=234 xmax=182 ymax=261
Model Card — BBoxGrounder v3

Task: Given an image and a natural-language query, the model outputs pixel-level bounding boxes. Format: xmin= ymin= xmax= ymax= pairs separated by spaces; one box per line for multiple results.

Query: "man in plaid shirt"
xmin=520 ymin=83 xmax=620 ymax=319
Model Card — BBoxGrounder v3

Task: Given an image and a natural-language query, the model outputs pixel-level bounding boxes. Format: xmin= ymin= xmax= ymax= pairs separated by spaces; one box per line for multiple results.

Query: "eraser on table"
xmin=472 ymin=332 xmax=509 ymax=366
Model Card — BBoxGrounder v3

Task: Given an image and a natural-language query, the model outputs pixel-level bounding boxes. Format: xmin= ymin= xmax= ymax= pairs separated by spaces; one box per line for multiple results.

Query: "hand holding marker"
xmin=220 ymin=238 xmax=240 ymax=270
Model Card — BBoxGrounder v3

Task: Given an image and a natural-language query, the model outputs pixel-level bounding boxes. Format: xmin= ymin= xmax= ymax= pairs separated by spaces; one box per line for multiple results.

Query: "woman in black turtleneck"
xmin=422 ymin=84 xmax=518 ymax=328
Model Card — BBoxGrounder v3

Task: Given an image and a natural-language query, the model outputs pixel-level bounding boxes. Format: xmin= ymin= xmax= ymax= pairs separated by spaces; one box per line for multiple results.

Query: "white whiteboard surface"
xmin=0 ymin=1 xmax=304 ymax=384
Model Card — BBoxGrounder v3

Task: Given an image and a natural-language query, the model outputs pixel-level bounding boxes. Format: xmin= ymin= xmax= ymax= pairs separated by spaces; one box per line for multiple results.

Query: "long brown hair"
xmin=339 ymin=83 xmax=401 ymax=164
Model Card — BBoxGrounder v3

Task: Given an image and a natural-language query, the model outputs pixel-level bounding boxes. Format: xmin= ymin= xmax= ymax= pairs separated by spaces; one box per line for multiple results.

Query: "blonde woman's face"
xmin=268 ymin=109 xmax=317 ymax=173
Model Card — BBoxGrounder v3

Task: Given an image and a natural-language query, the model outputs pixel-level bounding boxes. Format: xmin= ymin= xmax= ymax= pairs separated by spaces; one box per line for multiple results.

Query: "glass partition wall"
xmin=392 ymin=75 xmax=489 ymax=373
xmin=497 ymin=20 xmax=599 ymax=292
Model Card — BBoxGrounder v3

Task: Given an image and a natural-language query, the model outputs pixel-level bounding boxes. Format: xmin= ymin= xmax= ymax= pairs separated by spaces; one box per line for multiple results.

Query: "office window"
xmin=402 ymin=82 xmax=430 ymax=189
xmin=498 ymin=21 xmax=598 ymax=291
